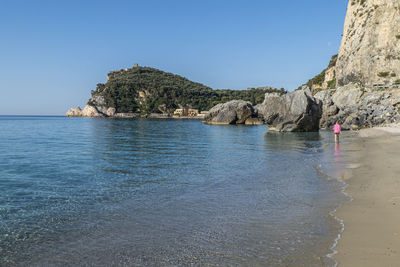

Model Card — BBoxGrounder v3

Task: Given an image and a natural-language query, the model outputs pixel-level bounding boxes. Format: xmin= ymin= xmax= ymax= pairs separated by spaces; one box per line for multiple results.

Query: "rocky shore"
xmin=70 ymin=83 xmax=400 ymax=134
xmin=315 ymin=83 xmax=400 ymax=130
xmin=203 ymin=88 xmax=322 ymax=132
xmin=66 ymin=106 xmax=204 ymax=119
xmin=204 ymin=82 xmax=400 ymax=132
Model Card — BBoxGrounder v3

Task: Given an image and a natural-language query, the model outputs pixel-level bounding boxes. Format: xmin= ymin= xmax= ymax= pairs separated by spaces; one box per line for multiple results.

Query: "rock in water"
xmin=204 ymin=100 xmax=259 ymax=125
xmin=336 ymin=0 xmax=400 ymax=87
xmin=66 ymin=107 xmax=82 ymax=117
xmin=255 ymin=88 xmax=322 ymax=132
xmin=105 ymin=107 xmax=116 ymax=117
xmin=65 ymin=105 xmax=107 ymax=117
xmin=81 ymin=105 xmax=103 ymax=117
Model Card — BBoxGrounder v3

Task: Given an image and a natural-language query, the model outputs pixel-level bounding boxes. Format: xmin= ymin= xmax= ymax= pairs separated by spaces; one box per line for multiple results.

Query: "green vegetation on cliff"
xmin=90 ymin=66 xmax=285 ymax=114
xmin=299 ymin=54 xmax=338 ymax=93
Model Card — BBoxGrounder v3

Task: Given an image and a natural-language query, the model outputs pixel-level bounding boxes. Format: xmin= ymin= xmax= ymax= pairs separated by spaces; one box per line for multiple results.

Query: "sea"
xmin=0 ymin=116 xmax=355 ymax=266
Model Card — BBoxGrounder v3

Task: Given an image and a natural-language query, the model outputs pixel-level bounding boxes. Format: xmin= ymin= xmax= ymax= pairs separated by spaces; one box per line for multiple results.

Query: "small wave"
xmin=315 ymin=158 xmax=355 ymax=267
xmin=326 ymin=179 xmax=353 ymax=267
xmin=309 ymin=140 xmax=356 ymax=267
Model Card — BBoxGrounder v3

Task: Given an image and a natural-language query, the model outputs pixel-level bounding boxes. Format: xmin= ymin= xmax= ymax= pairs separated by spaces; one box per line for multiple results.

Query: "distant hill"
xmin=88 ymin=66 xmax=285 ymax=114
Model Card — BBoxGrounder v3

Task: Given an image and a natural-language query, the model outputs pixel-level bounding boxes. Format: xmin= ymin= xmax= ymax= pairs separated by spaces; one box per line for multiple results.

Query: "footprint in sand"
xmin=388 ymin=196 xmax=400 ymax=206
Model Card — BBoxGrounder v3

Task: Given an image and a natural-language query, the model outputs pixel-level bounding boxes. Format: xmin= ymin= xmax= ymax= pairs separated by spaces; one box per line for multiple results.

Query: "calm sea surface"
xmin=0 ymin=116 xmax=353 ymax=266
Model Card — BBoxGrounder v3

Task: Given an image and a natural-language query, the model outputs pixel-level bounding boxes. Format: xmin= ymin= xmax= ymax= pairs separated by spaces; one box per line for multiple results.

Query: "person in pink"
xmin=333 ymin=122 xmax=341 ymax=143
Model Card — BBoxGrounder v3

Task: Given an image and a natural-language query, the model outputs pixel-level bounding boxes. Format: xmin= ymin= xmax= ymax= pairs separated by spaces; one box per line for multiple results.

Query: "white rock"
xmin=66 ymin=107 xmax=82 ymax=117
xmin=106 ymin=107 xmax=116 ymax=117
xmin=81 ymin=105 xmax=102 ymax=117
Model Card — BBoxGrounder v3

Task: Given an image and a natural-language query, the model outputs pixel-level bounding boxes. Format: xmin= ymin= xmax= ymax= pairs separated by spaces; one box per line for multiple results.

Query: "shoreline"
xmin=327 ymin=178 xmax=352 ymax=267
xmin=333 ymin=126 xmax=400 ymax=266
xmin=66 ymin=114 xmax=204 ymax=119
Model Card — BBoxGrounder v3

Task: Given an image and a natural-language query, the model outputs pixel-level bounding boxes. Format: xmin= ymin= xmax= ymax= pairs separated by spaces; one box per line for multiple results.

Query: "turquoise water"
xmin=0 ymin=116 xmax=349 ymax=266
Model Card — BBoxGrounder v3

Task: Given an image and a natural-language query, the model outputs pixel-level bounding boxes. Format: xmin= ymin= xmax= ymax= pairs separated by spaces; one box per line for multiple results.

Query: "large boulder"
xmin=105 ymin=107 xmax=116 ymax=117
xmin=81 ymin=105 xmax=103 ymax=117
xmin=204 ymin=100 xmax=259 ymax=125
xmin=66 ymin=105 xmax=110 ymax=117
xmin=66 ymin=107 xmax=82 ymax=117
xmin=315 ymin=89 xmax=338 ymax=129
xmin=255 ymin=88 xmax=322 ymax=132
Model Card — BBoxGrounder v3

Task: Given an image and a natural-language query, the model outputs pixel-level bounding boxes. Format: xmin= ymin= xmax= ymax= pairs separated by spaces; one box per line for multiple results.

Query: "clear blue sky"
xmin=0 ymin=0 xmax=348 ymax=115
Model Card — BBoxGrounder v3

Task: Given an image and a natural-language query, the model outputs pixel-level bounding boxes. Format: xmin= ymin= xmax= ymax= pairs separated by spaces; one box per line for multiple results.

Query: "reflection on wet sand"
xmin=334 ymin=143 xmax=341 ymax=161
xmin=264 ymin=132 xmax=322 ymax=153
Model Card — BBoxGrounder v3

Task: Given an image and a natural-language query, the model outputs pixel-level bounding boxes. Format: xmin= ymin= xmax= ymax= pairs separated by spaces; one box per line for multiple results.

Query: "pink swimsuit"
xmin=334 ymin=124 xmax=341 ymax=134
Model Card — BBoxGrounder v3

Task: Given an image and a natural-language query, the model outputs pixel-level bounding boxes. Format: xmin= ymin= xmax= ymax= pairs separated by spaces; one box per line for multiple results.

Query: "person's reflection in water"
xmin=334 ymin=142 xmax=341 ymax=162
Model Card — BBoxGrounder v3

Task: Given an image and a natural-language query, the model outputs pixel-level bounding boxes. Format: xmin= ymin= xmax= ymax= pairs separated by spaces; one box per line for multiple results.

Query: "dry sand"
xmin=334 ymin=127 xmax=400 ymax=266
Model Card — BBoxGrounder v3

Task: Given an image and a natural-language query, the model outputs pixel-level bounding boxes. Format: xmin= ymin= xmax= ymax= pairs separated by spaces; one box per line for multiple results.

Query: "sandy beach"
xmin=335 ymin=126 xmax=400 ymax=266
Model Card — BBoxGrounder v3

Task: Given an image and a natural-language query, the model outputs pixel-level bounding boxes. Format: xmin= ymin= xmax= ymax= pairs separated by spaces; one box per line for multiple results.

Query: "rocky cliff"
xmin=336 ymin=0 xmax=400 ymax=87
xmin=296 ymin=0 xmax=400 ymax=130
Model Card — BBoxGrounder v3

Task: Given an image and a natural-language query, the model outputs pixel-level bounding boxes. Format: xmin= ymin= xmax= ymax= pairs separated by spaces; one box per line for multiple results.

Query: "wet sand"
xmin=335 ymin=127 xmax=400 ymax=266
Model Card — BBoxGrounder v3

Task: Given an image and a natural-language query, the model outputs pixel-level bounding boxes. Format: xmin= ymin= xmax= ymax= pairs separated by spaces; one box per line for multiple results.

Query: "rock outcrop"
xmin=336 ymin=0 xmax=400 ymax=87
xmin=66 ymin=107 xmax=82 ymax=117
xmin=88 ymin=95 xmax=109 ymax=115
xmin=81 ymin=105 xmax=103 ymax=117
xmin=203 ymin=88 xmax=323 ymax=131
xmin=255 ymin=88 xmax=322 ymax=132
xmin=105 ymin=107 xmax=116 ymax=117
xmin=66 ymin=105 xmax=104 ymax=117
xmin=315 ymin=83 xmax=400 ymax=130
xmin=203 ymin=100 xmax=261 ymax=125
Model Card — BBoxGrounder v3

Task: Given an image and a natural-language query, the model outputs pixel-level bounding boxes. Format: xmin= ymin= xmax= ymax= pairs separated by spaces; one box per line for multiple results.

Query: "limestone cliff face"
xmin=336 ymin=0 xmax=400 ymax=86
